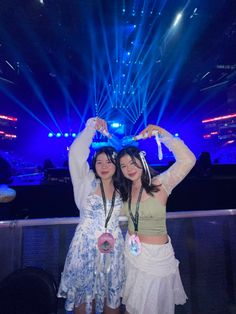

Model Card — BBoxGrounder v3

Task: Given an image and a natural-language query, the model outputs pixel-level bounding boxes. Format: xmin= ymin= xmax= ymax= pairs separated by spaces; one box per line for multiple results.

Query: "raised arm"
xmin=69 ymin=118 xmax=96 ymax=210
xmin=158 ymin=128 xmax=196 ymax=195
xmin=139 ymin=124 xmax=196 ymax=195
xmin=69 ymin=117 xmax=110 ymax=210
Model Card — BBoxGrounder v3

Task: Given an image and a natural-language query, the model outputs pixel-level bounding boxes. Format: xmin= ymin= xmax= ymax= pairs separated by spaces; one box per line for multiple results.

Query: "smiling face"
xmin=95 ymin=152 xmax=116 ymax=180
xmin=119 ymin=154 xmax=143 ymax=183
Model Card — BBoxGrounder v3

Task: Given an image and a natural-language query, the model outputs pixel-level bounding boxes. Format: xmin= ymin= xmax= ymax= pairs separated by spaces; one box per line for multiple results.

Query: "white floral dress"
xmin=57 ymin=119 xmax=125 ymax=313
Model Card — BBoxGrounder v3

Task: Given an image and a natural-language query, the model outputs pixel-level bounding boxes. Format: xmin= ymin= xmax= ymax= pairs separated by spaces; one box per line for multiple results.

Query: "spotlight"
xmin=111 ymin=122 xmax=121 ymax=128
xmin=109 ymin=122 xmax=125 ymax=135
xmin=173 ymin=12 xmax=182 ymax=27
xmin=56 ymin=133 xmax=62 ymax=137
xmin=64 ymin=133 xmax=69 ymax=137
xmin=48 ymin=132 xmax=53 ymax=137
xmin=72 ymin=133 xmax=77 ymax=138
xmin=174 ymin=133 xmax=179 ymax=137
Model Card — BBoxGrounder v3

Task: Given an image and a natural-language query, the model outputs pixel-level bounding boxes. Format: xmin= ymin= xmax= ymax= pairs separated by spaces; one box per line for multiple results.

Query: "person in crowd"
xmin=195 ymin=151 xmax=212 ymax=177
xmin=57 ymin=117 xmax=125 ymax=314
xmin=0 ymin=154 xmax=16 ymax=209
xmin=43 ymin=158 xmax=55 ymax=170
xmin=116 ymin=124 xmax=196 ymax=314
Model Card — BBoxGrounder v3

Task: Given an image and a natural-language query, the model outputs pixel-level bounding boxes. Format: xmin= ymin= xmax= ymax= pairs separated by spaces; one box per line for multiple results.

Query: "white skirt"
xmin=122 ymin=234 xmax=187 ymax=314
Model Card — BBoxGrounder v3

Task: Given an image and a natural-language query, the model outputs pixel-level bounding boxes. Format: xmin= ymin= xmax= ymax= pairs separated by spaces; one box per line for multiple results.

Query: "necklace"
xmin=128 ymin=185 xmax=143 ymax=256
xmin=97 ymin=181 xmax=116 ymax=254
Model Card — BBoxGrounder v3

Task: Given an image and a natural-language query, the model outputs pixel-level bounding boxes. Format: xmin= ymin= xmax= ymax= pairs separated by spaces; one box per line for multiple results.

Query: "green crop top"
xmin=124 ymin=197 xmax=167 ymax=236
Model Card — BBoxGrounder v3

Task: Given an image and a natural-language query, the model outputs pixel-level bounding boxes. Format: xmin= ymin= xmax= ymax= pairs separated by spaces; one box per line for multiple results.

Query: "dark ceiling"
xmin=0 ymin=0 xmax=236 ymax=136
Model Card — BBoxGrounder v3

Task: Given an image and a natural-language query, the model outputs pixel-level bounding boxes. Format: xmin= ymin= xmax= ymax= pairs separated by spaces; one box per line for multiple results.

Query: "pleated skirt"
xmin=122 ymin=234 xmax=187 ymax=314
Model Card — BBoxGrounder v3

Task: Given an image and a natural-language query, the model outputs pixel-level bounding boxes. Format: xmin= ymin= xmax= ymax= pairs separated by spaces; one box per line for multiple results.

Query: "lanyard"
xmin=128 ymin=186 xmax=143 ymax=232
xmin=100 ymin=181 xmax=116 ymax=229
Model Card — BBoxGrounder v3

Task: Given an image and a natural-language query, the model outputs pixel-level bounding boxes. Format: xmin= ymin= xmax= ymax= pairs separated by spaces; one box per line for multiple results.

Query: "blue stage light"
xmin=111 ymin=122 xmax=121 ymax=128
xmin=56 ymin=132 xmax=62 ymax=137
xmin=92 ymin=142 xmax=109 ymax=149
xmin=64 ymin=133 xmax=69 ymax=137
xmin=174 ymin=133 xmax=179 ymax=137
xmin=173 ymin=12 xmax=182 ymax=27
xmin=72 ymin=133 xmax=77 ymax=138
xmin=48 ymin=132 xmax=54 ymax=137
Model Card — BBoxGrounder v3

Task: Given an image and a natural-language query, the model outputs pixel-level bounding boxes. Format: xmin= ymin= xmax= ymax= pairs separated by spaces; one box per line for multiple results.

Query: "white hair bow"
xmin=139 ymin=151 xmax=152 ymax=186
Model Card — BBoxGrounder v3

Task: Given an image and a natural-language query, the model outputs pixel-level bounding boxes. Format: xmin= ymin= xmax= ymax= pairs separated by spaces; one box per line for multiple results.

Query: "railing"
xmin=0 ymin=209 xmax=236 ymax=314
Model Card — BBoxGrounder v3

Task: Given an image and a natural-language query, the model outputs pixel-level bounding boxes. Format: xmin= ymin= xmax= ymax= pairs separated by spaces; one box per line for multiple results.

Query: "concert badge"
xmin=98 ymin=231 xmax=115 ymax=253
xmin=128 ymin=233 xmax=141 ymax=256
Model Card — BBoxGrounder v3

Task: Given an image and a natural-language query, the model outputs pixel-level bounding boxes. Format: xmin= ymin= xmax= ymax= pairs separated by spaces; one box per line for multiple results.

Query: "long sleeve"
xmin=157 ymin=129 xmax=196 ymax=195
xmin=69 ymin=118 xmax=97 ymax=211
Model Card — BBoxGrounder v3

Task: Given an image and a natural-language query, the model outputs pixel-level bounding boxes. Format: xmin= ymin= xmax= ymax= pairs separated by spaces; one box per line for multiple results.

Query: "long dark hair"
xmin=116 ymin=146 xmax=161 ymax=201
xmin=91 ymin=146 xmax=120 ymax=192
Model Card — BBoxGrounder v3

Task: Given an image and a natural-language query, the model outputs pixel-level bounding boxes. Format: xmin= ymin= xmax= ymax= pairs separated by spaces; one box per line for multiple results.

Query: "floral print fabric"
xmin=58 ymin=190 xmax=125 ymax=313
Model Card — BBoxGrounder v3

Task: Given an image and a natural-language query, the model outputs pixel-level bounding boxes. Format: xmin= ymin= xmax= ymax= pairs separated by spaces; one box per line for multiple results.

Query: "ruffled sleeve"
xmin=157 ymin=130 xmax=196 ymax=195
xmin=69 ymin=118 xmax=97 ymax=211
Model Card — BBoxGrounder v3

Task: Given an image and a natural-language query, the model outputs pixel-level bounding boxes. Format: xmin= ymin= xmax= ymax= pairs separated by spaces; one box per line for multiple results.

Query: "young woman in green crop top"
xmin=117 ymin=124 xmax=196 ymax=314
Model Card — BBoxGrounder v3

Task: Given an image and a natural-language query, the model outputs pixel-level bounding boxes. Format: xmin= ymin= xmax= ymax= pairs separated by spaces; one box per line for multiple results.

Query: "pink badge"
xmin=98 ymin=232 xmax=115 ymax=253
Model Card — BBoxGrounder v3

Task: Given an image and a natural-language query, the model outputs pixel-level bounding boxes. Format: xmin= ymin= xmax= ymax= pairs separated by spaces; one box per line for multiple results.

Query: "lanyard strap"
xmin=128 ymin=186 xmax=143 ymax=232
xmin=100 ymin=181 xmax=116 ymax=229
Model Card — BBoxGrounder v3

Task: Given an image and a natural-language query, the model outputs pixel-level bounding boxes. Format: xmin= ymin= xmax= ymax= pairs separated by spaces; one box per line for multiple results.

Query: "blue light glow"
xmin=111 ymin=122 xmax=121 ymax=128
xmin=173 ymin=12 xmax=183 ymax=27
xmin=92 ymin=142 xmax=109 ymax=149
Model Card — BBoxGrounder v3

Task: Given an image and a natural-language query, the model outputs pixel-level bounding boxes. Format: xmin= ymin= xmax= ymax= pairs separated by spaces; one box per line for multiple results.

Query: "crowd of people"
xmin=57 ymin=117 xmax=196 ymax=314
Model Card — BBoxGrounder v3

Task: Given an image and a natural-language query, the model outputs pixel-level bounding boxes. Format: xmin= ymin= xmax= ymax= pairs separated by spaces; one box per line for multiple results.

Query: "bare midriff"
xmin=128 ymin=230 xmax=168 ymax=245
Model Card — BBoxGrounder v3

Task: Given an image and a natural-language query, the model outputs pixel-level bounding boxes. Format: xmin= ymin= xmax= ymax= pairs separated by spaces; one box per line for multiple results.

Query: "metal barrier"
xmin=0 ymin=209 xmax=236 ymax=314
